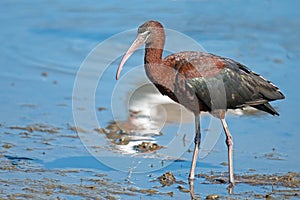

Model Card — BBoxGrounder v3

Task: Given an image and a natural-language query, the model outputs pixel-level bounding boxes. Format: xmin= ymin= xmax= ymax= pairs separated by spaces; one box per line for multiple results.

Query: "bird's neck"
xmin=144 ymin=47 xmax=163 ymax=65
xmin=144 ymin=33 xmax=165 ymax=77
xmin=144 ymin=47 xmax=176 ymax=94
xmin=144 ymin=29 xmax=165 ymax=64
xmin=143 ymin=30 xmax=175 ymax=92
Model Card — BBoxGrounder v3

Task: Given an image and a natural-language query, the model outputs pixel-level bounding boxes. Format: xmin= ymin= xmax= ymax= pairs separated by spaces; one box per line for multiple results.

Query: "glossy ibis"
xmin=115 ymin=20 xmax=285 ymax=187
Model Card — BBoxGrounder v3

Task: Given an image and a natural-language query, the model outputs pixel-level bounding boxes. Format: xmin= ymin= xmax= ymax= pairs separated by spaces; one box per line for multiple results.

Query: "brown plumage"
xmin=115 ymin=20 xmax=285 ymax=189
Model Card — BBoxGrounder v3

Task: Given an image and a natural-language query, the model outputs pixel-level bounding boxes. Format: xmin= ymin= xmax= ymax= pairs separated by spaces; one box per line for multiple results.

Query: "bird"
xmin=115 ymin=20 xmax=285 ymax=188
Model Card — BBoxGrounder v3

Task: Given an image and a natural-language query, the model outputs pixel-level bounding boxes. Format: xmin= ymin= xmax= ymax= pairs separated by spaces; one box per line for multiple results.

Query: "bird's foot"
xmin=188 ymin=178 xmax=196 ymax=200
xmin=227 ymin=181 xmax=235 ymax=194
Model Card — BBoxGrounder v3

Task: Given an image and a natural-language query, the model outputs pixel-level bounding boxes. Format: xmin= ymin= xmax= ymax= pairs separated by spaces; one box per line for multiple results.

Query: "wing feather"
xmin=172 ymin=52 xmax=284 ymax=115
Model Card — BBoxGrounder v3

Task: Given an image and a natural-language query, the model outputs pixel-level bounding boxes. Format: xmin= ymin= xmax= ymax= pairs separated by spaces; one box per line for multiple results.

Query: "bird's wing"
xmin=172 ymin=52 xmax=284 ymax=114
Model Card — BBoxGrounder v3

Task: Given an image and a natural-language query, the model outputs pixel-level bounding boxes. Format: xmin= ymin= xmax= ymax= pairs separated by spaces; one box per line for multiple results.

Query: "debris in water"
xmin=158 ymin=172 xmax=176 ymax=186
xmin=68 ymin=125 xmax=89 ymax=133
xmin=8 ymin=124 xmax=60 ymax=133
xmin=206 ymin=194 xmax=219 ymax=199
xmin=177 ymin=185 xmax=190 ymax=193
xmin=41 ymin=71 xmax=48 ymax=77
xmin=97 ymin=107 xmax=107 ymax=112
xmin=134 ymin=141 xmax=163 ymax=153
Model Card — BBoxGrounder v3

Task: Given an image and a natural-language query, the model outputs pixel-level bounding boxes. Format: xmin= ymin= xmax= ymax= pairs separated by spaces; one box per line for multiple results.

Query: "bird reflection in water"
xmin=101 ymin=83 xmax=192 ymax=154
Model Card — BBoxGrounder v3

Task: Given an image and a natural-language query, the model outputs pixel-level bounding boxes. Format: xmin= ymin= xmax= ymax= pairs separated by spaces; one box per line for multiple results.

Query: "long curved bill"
xmin=116 ymin=33 xmax=147 ymax=80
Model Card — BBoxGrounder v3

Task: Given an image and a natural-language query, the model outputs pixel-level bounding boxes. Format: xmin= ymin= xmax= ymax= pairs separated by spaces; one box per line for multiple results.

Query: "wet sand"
xmin=1 ymin=122 xmax=299 ymax=199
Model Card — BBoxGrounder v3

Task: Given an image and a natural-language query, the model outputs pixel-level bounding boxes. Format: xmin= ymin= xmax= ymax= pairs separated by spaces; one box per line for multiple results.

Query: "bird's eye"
xmin=141 ymin=30 xmax=150 ymax=36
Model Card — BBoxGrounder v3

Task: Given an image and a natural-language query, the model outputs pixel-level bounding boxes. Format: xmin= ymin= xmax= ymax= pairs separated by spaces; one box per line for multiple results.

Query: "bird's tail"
xmin=251 ymin=102 xmax=279 ymax=116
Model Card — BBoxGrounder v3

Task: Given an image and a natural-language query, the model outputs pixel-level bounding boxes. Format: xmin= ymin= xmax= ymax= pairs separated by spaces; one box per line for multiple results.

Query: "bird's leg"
xmin=220 ymin=118 xmax=235 ymax=190
xmin=189 ymin=179 xmax=195 ymax=199
xmin=189 ymin=114 xmax=201 ymax=180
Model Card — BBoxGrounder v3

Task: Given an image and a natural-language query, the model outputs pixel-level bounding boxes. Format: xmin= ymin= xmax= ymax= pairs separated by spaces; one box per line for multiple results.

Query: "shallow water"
xmin=1 ymin=0 xmax=300 ymax=199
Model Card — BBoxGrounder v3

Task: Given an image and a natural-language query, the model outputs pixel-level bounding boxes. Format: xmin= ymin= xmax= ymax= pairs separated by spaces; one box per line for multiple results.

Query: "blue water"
xmin=1 ymin=0 xmax=300 ymax=199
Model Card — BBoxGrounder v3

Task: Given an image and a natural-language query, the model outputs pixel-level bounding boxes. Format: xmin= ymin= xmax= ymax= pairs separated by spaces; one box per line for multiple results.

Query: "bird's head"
xmin=137 ymin=20 xmax=164 ymax=45
xmin=116 ymin=20 xmax=164 ymax=80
